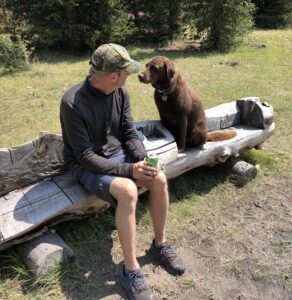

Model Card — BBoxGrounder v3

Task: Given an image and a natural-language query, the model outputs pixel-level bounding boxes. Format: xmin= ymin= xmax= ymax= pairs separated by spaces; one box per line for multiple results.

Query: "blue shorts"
xmin=74 ymin=149 xmax=135 ymax=208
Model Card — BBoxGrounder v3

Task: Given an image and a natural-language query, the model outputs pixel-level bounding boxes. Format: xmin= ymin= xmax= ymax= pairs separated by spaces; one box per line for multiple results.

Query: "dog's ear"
xmin=165 ymin=61 xmax=175 ymax=80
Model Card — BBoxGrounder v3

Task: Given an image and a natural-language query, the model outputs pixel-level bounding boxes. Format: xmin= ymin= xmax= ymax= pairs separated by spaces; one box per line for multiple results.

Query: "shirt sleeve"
xmin=60 ymin=99 xmax=134 ymax=177
xmin=120 ymin=88 xmax=147 ymax=161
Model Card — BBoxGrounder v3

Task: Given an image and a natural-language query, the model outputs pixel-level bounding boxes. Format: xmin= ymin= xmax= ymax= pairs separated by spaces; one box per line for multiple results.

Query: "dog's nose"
xmin=138 ymin=73 xmax=145 ymax=82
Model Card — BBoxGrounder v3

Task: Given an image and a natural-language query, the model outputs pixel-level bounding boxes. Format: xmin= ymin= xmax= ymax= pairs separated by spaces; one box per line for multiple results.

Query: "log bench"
xmin=0 ymin=97 xmax=275 ymax=275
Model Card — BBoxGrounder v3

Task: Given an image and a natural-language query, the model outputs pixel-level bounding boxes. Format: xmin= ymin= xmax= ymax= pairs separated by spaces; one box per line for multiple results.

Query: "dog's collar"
xmin=156 ymin=73 xmax=178 ymax=102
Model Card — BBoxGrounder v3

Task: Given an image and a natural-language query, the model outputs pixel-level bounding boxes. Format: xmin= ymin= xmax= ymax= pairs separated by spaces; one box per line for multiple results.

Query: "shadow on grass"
xmin=0 ymin=67 xmax=31 ymax=78
xmin=1 ymin=44 xmax=218 ymax=70
xmin=132 ymin=47 xmax=218 ymax=63
xmin=168 ymin=165 xmax=230 ymax=202
xmin=34 ymin=50 xmax=89 ymax=65
xmin=0 ymin=211 xmax=126 ymax=299
xmin=54 ymin=212 xmax=126 ymax=299
xmin=39 ymin=46 xmax=220 ymax=66
xmin=0 ymin=165 xmax=230 ymax=299
xmin=0 ymin=44 xmax=219 ymax=81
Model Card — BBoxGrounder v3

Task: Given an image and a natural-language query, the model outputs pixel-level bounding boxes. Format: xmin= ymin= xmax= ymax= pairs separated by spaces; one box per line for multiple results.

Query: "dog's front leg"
xmin=178 ymin=115 xmax=188 ymax=153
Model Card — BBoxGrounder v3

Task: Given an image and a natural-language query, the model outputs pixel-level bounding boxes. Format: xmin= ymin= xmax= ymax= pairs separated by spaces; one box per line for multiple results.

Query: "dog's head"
xmin=138 ymin=56 xmax=176 ymax=89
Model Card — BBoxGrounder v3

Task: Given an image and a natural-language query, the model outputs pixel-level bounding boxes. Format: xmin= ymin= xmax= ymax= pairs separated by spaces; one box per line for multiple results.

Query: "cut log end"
xmin=18 ymin=230 xmax=75 ymax=276
xmin=226 ymin=157 xmax=258 ymax=186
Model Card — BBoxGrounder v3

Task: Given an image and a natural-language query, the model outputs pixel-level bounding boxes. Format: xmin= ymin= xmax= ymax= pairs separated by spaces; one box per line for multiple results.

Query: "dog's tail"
xmin=207 ymin=129 xmax=237 ymax=142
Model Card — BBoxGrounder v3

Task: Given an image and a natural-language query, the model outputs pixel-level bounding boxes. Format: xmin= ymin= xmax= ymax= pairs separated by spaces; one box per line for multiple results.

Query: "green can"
xmin=146 ymin=154 xmax=159 ymax=168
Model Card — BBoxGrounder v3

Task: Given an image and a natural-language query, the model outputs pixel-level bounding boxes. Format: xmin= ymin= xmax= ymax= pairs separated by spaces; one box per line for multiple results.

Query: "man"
xmin=60 ymin=43 xmax=185 ymax=300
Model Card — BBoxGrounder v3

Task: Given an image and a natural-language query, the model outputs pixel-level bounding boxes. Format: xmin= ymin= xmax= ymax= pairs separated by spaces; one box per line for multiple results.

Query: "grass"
xmin=0 ymin=29 xmax=292 ymax=299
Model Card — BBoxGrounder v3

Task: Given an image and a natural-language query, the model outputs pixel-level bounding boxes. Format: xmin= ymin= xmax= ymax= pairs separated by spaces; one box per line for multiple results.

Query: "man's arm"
xmin=61 ymin=100 xmax=134 ymax=177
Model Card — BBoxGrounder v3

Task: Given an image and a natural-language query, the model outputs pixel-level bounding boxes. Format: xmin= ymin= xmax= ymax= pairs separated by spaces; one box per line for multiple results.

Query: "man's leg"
xmin=111 ymin=171 xmax=168 ymax=266
xmin=137 ymin=172 xmax=186 ymax=276
xmin=110 ymin=177 xmax=140 ymax=271
xmin=110 ymin=177 xmax=156 ymax=299
xmin=137 ymin=171 xmax=169 ymax=245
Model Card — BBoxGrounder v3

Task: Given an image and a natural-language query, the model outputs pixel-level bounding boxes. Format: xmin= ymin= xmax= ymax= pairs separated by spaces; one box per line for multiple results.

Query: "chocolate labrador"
xmin=138 ymin=56 xmax=236 ymax=152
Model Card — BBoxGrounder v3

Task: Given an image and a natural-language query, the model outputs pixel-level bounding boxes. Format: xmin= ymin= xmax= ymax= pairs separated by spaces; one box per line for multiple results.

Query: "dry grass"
xmin=0 ymin=29 xmax=292 ymax=300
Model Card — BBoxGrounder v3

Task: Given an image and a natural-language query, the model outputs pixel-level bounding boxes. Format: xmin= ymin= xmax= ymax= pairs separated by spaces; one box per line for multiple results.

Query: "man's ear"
xmin=111 ymin=72 xmax=118 ymax=81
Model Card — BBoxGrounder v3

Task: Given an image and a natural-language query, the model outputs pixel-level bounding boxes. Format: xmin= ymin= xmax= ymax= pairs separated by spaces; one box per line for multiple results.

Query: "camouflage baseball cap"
xmin=90 ymin=43 xmax=141 ymax=74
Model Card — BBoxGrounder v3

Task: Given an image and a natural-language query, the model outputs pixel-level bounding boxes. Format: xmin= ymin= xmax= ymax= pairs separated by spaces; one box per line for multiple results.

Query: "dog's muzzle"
xmin=138 ymin=73 xmax=150 ymax=83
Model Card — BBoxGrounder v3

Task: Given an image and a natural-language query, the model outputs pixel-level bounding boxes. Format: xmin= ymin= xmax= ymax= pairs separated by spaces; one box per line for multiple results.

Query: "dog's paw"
xmin=178 ymin=148 xmax=185 ymax=153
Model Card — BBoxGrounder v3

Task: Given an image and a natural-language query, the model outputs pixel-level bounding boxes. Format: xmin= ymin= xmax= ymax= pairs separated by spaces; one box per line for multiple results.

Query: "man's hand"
xmin=132 ymin=160 xmax=159 ymax=181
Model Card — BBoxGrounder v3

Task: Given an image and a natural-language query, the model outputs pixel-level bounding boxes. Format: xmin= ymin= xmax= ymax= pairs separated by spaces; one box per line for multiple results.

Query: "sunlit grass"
xmin=0 ymin=29 xmax=292 ymax=299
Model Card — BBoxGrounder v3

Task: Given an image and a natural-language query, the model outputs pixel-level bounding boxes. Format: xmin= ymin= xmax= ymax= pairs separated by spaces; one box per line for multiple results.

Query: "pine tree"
xmin=183 ymin=0 xmax=255 ymax=52
xmin=4 ymin=0 xmax=133 ymax=50
xmin=252 ymin=0 xmax=292 ymax=28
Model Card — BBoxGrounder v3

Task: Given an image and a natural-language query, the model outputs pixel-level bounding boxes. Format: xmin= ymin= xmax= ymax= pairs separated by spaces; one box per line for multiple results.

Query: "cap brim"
xmin=125 ymin=59 xmax=142 ymax=74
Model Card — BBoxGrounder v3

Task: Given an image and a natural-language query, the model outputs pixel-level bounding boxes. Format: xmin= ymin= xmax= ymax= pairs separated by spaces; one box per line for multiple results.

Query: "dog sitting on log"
xmin=138 ymin=56 xmax=236 ymax=152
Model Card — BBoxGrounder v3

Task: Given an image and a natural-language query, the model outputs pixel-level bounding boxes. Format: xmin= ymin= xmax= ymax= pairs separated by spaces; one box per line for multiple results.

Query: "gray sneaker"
xmin=120 ymin=265 xmax=156 ymax=300
xmin=150 ymin=240 xmax=186 ymax=275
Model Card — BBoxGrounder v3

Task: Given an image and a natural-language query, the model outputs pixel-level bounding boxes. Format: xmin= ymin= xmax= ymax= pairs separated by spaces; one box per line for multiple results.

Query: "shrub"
xmin=0 ymin=34 xmax=31 ymax=70
xmin=252 ymin=0 xmax=292 ymax=29
xmin=5 ymin=0 xmax=134 ymax=51
xmin=126 ymin=0 xmax=184 ymax=43
xmin=185 ymin=0 xmax=255 ymax=52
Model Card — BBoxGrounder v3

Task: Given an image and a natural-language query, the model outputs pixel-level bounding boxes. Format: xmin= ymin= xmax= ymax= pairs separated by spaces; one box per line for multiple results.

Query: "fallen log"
xmin=0 ymin=97 xmax=275 ymax=256
xmin=0 ymin=132 xmax=65 ymax=197
xmin=164 ymin=124 xmax=274 ymax=179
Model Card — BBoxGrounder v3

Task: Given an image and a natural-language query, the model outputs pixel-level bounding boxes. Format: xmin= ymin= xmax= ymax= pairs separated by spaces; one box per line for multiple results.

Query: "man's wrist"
xmin=117 ymin=162 xmax=134 ymax=178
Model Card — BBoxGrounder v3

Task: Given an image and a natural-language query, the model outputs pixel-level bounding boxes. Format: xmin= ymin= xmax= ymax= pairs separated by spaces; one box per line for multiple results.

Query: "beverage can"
xmin=146 ymin=154 xmax=159 ymax=168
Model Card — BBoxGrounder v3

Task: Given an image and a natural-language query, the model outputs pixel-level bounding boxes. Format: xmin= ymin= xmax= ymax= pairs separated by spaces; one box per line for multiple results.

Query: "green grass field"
xmin=0 ymin=30 xmax=291 ymax=300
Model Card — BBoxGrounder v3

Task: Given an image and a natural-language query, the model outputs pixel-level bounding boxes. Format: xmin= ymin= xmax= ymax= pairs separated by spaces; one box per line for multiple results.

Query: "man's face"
xmin=114 ymin=70 xmax=129 ymax=88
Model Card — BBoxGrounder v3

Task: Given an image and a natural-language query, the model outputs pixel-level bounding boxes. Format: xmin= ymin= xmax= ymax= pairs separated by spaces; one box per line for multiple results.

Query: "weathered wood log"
xmin=0 ymin=97 xmax=273 ymax=197
xmin=0 ymin=123 xmax=176 ymax=251
xmin=237 ymin=97 xmax=274 ymax=129
xmin=0 ymin=97 xmax=275 ymax=252
xmin=205 ymin=100 xmax=241 ymax=131
xmin=226 ymin=157 xmax=258 ymax=186
xmin=0 ymin=133 xmax=65 ymax=197
xmin=18 ymin=230 xmax=75 ymax=276
xmin=206 ymin=97 xmax=274 ymax=131
xmin=164 ymin=124 xmax=274 ymax=180
xmin=0 ymin=173 xmax=110 ymax=251
xmin=0 ymin=121 xmax=177 ymax=197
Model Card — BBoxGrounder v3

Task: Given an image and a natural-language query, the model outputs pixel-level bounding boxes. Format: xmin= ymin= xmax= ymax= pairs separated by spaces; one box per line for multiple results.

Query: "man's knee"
xmin=110 ymin=178 xmax=138 ymax=206
xmin=147 ymin=171 xmax=168 ymax=192
xmin=156 ymin=171 xmax=167 ymax=185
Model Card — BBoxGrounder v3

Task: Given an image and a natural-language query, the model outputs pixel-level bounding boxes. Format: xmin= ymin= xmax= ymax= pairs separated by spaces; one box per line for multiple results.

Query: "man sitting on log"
xmin=60 ymin=43 xmax=185 ymax=300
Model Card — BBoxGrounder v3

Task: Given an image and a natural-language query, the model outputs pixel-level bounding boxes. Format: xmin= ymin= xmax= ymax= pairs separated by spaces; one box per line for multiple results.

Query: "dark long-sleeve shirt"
xmin=60 ymin=76 xmax=147 ymax=178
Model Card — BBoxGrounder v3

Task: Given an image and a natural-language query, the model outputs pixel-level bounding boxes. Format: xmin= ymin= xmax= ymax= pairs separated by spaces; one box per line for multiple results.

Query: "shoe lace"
xmin=129 ymin=270 xmax=148 ymax=294
xmin=160 ymin=244 xmax=177 ymax=262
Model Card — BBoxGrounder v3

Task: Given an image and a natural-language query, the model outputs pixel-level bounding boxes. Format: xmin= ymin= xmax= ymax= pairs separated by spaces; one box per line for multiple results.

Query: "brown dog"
xmin=138 ymin=56 xmax=236 ymax=152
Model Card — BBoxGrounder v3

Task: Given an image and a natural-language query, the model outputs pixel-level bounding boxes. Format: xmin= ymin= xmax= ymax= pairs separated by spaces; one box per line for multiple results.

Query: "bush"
xmin=5 ymin=0 xmax=134 ymax=51
xmin=126 ymin=0 xmax=183 ymax=43
xmin=0 ymin=34 xmax=31 ymax=70
xmin=185 ymin=0 xmax=255 ymax=52
xmin=252 ymin=0 xmax=292 ymax=29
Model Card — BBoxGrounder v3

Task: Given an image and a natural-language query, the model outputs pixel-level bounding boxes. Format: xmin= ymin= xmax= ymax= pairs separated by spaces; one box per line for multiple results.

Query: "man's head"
xmin=89 ymin=43 xmax=141 ymax=76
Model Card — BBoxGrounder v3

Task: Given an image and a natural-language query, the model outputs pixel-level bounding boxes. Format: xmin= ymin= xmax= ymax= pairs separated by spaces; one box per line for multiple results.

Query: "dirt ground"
xmin=58 ymin=167 xmax=292 ymax=300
